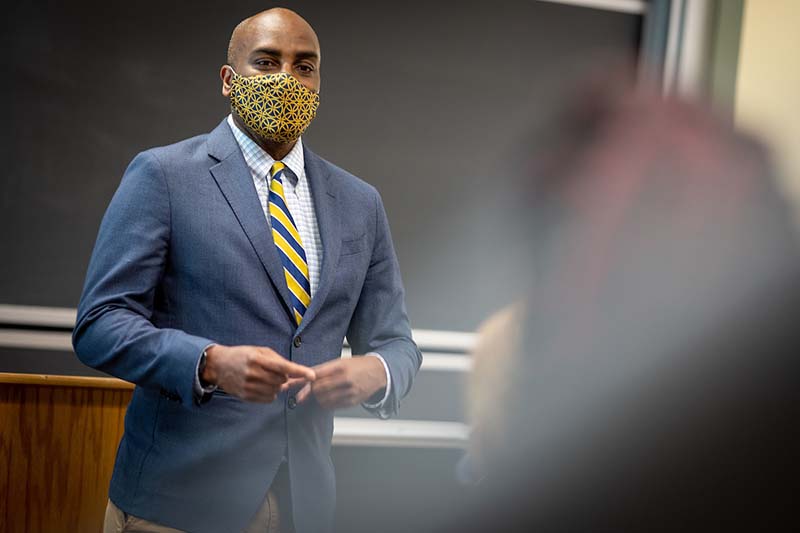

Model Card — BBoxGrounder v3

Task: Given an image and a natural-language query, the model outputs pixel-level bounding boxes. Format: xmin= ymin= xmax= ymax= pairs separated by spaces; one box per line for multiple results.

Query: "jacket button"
xmin=293 ymin=336 xmax=302 ymax=348
xmin=288 ymin=396 xmax=297 ymax=409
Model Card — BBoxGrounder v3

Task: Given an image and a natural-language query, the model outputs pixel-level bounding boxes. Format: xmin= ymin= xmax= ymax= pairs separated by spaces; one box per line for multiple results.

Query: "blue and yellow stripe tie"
xmin=268 ymin=161 xmax=311 ymax=325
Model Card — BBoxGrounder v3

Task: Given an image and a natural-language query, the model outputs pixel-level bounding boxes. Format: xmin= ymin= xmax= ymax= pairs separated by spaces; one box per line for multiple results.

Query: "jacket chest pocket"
xmin=340 ymin=233 xmax=367 ymax=256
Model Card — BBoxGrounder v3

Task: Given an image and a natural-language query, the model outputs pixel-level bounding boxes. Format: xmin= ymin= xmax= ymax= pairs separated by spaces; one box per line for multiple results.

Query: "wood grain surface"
xmin=0 ymin=374 xmax=132 ymax=533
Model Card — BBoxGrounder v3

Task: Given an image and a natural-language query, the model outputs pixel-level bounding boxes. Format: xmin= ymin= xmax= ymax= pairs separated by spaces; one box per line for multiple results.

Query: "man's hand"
xmin=285 ymin=356 xmax=387 ymax=410
xmin=203 ymin=344 xmax=316 ymax=403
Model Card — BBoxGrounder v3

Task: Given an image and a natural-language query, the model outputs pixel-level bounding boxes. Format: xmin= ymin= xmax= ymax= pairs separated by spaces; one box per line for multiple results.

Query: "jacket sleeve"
xmin=72 ymin=151 xmax=212 ymax=408
xmin=346 ymin=189 xmax=422 ymax=418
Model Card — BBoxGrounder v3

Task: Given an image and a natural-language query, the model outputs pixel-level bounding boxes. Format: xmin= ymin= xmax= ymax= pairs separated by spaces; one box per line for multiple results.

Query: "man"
xmin=73 ymin=8 xmax=421 ymax=533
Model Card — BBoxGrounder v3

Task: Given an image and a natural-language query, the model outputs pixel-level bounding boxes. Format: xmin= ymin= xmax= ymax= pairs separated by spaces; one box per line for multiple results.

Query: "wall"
xmin=735 ymin=0 xmax=800 ymax=210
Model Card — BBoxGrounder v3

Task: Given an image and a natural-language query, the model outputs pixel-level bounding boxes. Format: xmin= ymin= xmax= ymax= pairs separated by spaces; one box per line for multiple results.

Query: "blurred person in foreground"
xmin=456 ymin=70 xmax=800 ymax=531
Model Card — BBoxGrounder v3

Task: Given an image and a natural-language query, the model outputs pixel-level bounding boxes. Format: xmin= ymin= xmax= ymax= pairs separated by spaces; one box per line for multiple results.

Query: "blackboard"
xmin=1 ymin=0 xmax=641 ymax=331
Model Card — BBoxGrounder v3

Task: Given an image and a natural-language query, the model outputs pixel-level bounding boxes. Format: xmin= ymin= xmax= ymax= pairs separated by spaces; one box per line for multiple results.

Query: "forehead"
xmin=241 ymin=15 xmax=320 ymax=56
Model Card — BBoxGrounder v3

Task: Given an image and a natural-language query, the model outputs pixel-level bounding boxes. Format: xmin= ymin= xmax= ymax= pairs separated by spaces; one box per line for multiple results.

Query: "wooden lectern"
xmin=0 ymin=373 xmax=133 ymax=533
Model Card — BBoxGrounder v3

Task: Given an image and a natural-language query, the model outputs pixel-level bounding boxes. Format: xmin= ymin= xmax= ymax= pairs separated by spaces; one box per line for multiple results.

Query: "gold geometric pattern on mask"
xmin=230 ymin=72 xmax=320 ymax=144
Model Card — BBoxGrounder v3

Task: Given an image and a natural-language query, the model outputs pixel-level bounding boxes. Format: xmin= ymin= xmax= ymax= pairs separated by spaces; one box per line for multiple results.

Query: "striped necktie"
xmin=268 ymin=161 xmax=311 ymax=325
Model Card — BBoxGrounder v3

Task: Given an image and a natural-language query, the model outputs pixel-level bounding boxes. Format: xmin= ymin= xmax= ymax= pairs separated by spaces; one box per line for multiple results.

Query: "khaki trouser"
xmin=103 ymin=490 xmax=281 ymax=533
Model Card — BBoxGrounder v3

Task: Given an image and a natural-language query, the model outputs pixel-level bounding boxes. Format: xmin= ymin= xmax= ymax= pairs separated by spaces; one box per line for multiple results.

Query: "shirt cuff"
xmin=194 ymin=343 xmax=218 ymax=399
xmin=362 ymin=352 xmax=391 ymax=412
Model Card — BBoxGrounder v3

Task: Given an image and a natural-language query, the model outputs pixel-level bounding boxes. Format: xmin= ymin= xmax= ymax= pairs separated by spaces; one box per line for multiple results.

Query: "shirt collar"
xmin=226 ymin=114 xmax=305 ymax=183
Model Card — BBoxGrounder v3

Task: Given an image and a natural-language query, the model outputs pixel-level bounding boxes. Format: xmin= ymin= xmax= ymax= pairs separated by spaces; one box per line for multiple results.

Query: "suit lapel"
xmin=297 ymin=146 xmax=341 ymax=332
xmin=206 ymin=119 xmax=295 ymax=321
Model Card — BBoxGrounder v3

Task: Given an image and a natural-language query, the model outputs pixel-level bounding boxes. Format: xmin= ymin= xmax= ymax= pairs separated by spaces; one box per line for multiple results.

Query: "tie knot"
xmin=270 ymin=161 xmax=286 ymax=180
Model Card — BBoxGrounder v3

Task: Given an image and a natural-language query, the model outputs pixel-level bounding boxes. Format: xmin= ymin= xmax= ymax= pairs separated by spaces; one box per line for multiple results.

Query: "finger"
xmin=260 ymin=371 xmax=289 ymax=386
xmin=318 ymin=388 xmax=356 ymax=410
xmin=296 ymin=382 xmax=313 ymax=404
xmin=280 ymin=377 xmax=308 ymax=392
xmin=242 ymin=364 xmax=285 ymax=387
xmin=240 ymin=383 xmax=279 ymax=403
xmin=312 ymin=359 xmax=344 ymax=379
xmin=283 ymin=361 xmax=316 ymax=381
xmin=258 ymin=353 xmax=316 ymax=381
xmin=311 ymin=376 xmax=349 ymax=397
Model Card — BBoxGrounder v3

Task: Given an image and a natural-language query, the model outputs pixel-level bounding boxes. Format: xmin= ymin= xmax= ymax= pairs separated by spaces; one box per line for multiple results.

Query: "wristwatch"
xmin=198 ymin=349 xmax=213 ymax=389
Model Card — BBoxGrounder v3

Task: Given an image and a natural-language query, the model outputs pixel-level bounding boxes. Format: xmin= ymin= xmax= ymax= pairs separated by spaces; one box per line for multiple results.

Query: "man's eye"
xmin=255 ymin=59 xmax=277 ymax=67
xmin=297 ymin=64 xmax=314 ymax=74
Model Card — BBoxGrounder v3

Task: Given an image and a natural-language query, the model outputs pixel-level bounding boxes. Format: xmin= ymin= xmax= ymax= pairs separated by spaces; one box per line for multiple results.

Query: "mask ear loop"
xmin=226 ymin=66 xmax=240 ymax=81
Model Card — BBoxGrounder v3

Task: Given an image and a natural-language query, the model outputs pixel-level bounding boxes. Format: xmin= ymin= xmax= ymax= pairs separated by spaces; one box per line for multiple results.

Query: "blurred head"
xmin=458 ymin=69 xmax=800 ymax=532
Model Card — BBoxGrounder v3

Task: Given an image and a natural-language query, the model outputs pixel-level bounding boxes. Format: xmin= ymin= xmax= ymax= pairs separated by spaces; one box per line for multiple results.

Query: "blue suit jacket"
xmin=73 ymin=118 xmax=421 ymax=533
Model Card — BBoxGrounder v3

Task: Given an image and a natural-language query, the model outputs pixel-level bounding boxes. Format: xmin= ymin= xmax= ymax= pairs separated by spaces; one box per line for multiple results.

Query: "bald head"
xmin=227 ymin=8 xmax=320 ymax=69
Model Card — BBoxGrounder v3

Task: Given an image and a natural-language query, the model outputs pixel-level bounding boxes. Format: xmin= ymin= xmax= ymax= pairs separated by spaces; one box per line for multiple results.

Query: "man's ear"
xmin=220 ymin=65 xmax=234 ymax=97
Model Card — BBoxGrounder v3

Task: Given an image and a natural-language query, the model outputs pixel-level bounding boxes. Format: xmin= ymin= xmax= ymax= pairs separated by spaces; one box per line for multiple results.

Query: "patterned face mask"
xmin=229 ymin=70 xmax=320 ymax=144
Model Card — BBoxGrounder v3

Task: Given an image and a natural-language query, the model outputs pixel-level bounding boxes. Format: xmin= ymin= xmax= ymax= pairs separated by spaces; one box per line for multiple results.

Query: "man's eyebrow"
xmin=250 ymin=48 xmax=319 ymax=61
xmin=250 ymin=47 xmax=281 ymax=58
xmin=294 ymin=51 xmax=319 ymax=61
